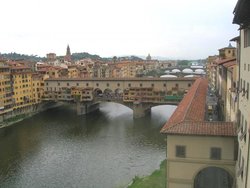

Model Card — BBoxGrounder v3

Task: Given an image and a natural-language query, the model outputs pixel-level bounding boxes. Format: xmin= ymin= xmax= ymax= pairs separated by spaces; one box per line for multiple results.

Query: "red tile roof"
xmin=216 ymin=58 xmax=236 ymax=65
xmin=223 ymin=61 xmax=236 ymax=68
xmin=162 ymin=121 xmax=236 ymax=136
xmin=160 ymin=78 xmax=236 ymax=137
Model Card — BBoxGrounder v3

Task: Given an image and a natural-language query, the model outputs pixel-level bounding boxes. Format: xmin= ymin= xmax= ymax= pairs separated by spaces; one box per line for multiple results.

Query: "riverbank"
xmin=0 ymin=102 xmax=63 ymax=129
xmin=127 ymin=160 xmax=166 ymax=188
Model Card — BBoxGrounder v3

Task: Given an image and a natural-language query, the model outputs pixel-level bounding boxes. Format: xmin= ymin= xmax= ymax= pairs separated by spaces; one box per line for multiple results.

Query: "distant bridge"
xmin=43 ymin=77 xmax=196 ymax=118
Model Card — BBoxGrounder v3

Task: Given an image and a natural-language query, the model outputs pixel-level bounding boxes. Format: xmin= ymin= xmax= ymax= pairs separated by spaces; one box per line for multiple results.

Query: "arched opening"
xmin=115 ymin=88 xmax=123 ymax=94
xmin=194 ymin=167 xmax=233 ymax=188
xmin=103 ymin=88 xmax=113 ymax=95
xmin=103 ymin=88 xmax=113 ymax=100
xmin=114 ymin=88 xmax=123 ymax=100
xmin=93 ymin=88 xmax=103 ymax=97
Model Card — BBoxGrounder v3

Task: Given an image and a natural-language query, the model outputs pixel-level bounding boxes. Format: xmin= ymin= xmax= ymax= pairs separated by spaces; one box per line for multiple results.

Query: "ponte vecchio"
xmin=43 ymin=77 xmax=196 ymax=118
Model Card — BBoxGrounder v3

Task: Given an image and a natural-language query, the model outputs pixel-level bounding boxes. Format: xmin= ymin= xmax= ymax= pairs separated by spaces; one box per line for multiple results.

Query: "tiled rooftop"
xmin=160 ymin=78 xmax=237 ymax=137
xmin=216 ymin=58 xmax=236 ymax=65
xmin=223 ymin=60 xmax=236 ymax=68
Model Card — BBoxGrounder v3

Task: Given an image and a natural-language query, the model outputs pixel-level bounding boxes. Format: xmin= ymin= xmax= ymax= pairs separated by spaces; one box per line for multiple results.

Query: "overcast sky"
xmin=0 ymin=0 xmax=239 ymax=59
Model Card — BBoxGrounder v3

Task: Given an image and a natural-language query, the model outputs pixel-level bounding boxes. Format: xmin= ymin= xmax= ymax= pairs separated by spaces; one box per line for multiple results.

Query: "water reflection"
xmin=0 ymin=103 xmax=176 ymax=188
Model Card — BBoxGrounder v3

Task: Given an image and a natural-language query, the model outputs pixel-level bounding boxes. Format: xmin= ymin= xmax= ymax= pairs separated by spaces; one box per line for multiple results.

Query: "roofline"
xmin=230 ymin=36 xmax=240 ymax=41
xmin=45 ymin=77 xmax=197 ymax=82
xmin=163 ymin=133 xmax=237 ymax=137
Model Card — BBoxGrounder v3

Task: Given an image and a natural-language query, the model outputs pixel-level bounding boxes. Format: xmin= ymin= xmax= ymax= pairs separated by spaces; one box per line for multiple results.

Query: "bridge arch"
xmin=99 ymin=101 xmax=133 ymax=111
xmin=193 ymin=166 xmax=234 ymax=188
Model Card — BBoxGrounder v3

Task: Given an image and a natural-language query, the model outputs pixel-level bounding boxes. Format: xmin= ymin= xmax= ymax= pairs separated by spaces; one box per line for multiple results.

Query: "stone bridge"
xmin=43 ymin=77 xmax=196 ymax=118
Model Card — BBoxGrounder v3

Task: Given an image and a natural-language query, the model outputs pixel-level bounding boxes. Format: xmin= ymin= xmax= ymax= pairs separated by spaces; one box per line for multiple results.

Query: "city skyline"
xmin=1 ymin=0 xmax=238 ymax=59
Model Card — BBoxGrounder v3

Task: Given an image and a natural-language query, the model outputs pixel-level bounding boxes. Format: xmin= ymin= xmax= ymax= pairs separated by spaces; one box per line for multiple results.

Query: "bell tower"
xmin=64 ymin=44 xmax=72 ymax=62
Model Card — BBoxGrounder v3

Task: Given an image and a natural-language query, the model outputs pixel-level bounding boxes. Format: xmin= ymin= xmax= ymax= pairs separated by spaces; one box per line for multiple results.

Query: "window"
xmin=188 ymin=83 xmax=191 ymax=87
xmin=163 ymin=83 xmax=166 ymax=87
xmin=67 ymin=83 xmax=69 ymax=86
xmin=241 ymin=158 xmax=244 ymax=179
xmin=244 ymin=28 xmax=250 ymax=48
xmin=247 ymin=83 xmax=249 ymax=100
xmin=86 ymin=83 xmax=89 ymax=87
xmin=76 ymin=83 xmax=79 ymax=86
xmin=237 ymin=110 xmax=241 ymax=129
xmin=140 ymin=83 xmax=143 ymax=87
xmin=210 ymin=147 xmax=221 ymax=160
xmin=106 ymin=83 xmax=109 ymax=87
xmin=96 ymin=83 xmax=99 ymax=87
xmin=242 ymin=80 xmax=246 ymax=93
xmin=176 ymin=145 xmax=186 ymax=158
xmin=58 ymin=83 xmax=60 ymax=86
xmin=175 ymin=83 xmax=179 ymax=87
xmin=117 ymin=83 xmax=120 ymax=87
xmin=151 ymin=83 xmax=154 ymax=87
xmin=128 ymin=83 xmax=131 ymax=87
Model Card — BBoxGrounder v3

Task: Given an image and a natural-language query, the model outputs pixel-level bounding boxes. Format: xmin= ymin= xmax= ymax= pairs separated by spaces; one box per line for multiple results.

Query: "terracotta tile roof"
xmin=223 ymin=61 xmax=236 ymax=68
xmin=10 ymin=66 xmax=30 ymax=70
xmin=160 ymin=78 xmax=237 ymax=137
xmin=162 ymin=121 xmax=236 ymax=136
xmin=217 ymin=58 xmax=236 ymax=65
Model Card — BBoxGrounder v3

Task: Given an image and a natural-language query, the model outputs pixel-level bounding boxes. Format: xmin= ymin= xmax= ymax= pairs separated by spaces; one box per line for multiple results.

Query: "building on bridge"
xmin=43 ymin=77 xmax=195 ymax=118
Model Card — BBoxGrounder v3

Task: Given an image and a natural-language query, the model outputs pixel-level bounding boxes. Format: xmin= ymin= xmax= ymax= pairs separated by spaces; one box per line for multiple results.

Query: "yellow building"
xmin=31 ymin=73 xmax=44 ymax=104
xmin=0 ymin=61 xmax=13 ymax=114
xmin=68 ymin=65 xmax=79 ymax=78
xmin=71 ymin=87 xmax=93 ymax=102
xmin=123 ymin=87 xmax=166 ymax=103
xmin=218 ymin=44 xmax=236 ymax=59
xmin=9 ymin=63 xmax=33 ymax=109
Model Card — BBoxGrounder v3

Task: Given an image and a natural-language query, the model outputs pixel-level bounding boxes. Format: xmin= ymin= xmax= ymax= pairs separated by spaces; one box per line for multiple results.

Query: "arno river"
xmin=0 ymin=103 xmax=176 ymax=188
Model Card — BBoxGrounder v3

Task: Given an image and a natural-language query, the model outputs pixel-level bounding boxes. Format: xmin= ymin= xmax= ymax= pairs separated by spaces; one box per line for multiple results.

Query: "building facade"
xmin=0 ymin=61 xmax=12 ymax=114
xmin=161 ymin=78 xmax=237 ymax=188
xmin=233 ymin=0 xmax=250 ymax=187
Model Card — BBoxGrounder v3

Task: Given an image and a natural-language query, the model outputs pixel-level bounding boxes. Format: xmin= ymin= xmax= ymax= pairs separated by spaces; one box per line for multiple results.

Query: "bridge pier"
xmin=133 ymin=102 xmax=151 ymax=118
xmin=76 ymin=102 xmax=99 ymax=115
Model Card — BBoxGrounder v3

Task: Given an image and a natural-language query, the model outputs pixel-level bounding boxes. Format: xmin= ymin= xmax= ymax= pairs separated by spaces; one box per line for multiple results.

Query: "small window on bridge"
xmin=67 ymin=83 xmax=69 ymax=86
xmin=164 ymin=83 xmax=166 ymax=87
xmin=107 ymin=83 xmax=109 ymax=87
xmin=58 ymin=83 xmax=60 ymax=86
xmin=86 ymin=83 xmax=89 ymax=86
xmin=140 ymin=83 xmax=143 ymax=87
xmin=96 ymin=83 xmax=99 ymax=87
xmin=117 ymin=83 xmax=120 ymax=87
xmin=151 ymin=83 xmax=154 ymax=87
xmin=175 ymin=83 xmax=179 ymax=87
xmin=188 ymin=83 xmax=191 ymax=87
xmin=76 ymin=83 xmax=79 ymax=86
xmin=128 ymin=83 xmax=131 ymax=87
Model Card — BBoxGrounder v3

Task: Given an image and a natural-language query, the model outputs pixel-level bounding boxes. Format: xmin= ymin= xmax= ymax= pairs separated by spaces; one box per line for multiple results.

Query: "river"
xmin=0 ymin=103 xmax=176 ymax=188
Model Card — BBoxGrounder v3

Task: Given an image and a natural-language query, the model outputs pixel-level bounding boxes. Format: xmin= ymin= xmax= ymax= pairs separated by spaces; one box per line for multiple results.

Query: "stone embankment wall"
xmin=0 ymin=102 xmax=58 ymax=128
